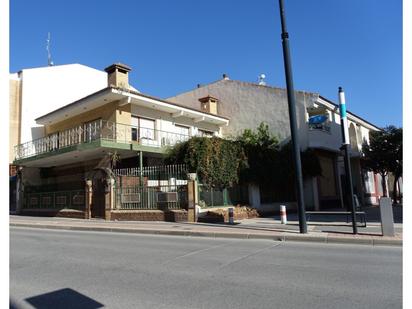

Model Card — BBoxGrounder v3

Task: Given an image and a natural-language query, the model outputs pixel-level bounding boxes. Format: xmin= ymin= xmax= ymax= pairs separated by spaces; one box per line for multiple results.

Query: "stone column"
xmin=187 ymin=179 xmax=197 ymax=222
xmin=85 ymin=179 xmax=92 ymax=219
xmin=105 ymin=178 xmax=114 ymax=221
xmin=312 ymin=177 xmax=320 ymax=211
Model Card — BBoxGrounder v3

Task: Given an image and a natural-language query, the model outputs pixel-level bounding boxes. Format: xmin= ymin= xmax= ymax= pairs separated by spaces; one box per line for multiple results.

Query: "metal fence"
xmin=115 ymin=185 xmax=188 ymax=210
xmin=23 ymin=190 xmax=85 ymax=210
xmin=113 ymin=164 xmax=189 ymax=210
xmin=198 ymin=184 xmax=249 ymax=208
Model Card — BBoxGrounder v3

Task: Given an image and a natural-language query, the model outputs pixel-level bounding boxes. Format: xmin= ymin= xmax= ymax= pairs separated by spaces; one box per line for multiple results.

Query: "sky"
xmin=9 ymin=0 xmax=402 ymax=128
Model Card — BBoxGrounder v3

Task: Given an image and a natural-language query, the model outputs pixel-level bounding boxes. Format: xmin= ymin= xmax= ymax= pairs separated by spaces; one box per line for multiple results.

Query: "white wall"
xmin=130 ymin=105 xmax=221 ymax=137
xmin=19 ymin=64 xmax=107 ymax=143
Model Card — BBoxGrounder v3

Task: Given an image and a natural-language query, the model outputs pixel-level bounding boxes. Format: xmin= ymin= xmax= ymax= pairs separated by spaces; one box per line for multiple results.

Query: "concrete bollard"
xmin=228 ymin=207 xmax=234 ymax=224
xmin=280 ymin=205 xmax=287 ymax=224
xmin=379 ymin=197 xmax=395 ymax=236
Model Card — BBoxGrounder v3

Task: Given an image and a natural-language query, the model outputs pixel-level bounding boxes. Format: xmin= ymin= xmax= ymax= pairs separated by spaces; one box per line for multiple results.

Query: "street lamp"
xmin=278 ymin=0 xmax=307 ymax=233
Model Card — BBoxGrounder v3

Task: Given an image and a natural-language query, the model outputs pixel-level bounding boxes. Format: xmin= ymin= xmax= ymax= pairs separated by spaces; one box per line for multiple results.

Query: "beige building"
xmin=168 ymin=75 xmax=384 ymax=210
xmin=12 ymin=63 xmax=228 ymax=220
xmin=9 ymin=74 xmax=21 ymax=168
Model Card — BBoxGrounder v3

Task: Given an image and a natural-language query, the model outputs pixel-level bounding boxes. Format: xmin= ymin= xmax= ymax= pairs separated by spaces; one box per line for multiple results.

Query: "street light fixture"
xmin=278 ymin=0 xmax=307 ymax=233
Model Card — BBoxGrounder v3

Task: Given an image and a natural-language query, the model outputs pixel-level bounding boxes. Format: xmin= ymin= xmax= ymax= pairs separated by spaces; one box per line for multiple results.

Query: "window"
xmin=174 ymin=124 xmax=190 ymax=136
xmin=84 ymin=119 xmax=102 ymax=143
xmin=307 ymin=106 xmax=330 ymax=133
xmin=132 ymin=116 xmax=155 ymax=141
xmin=198 ymin=129 xmax=214 ymax=137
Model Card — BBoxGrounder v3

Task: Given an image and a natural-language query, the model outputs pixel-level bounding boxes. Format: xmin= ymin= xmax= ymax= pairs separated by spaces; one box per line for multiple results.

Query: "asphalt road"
xmin=10 ymin=227 xmax=402 ymax=309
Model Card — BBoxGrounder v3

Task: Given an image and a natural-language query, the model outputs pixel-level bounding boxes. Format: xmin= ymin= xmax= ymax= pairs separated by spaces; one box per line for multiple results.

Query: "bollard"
xmin=228 ymin=207 xmax=234 ymax=224
xmin=280 ymin=205 xmax=287 ymax=224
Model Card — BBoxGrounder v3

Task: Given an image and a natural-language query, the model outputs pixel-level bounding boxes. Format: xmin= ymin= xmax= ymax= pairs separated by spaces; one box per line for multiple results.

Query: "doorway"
xmin=91 ymin=171 xmax=106 ymax=218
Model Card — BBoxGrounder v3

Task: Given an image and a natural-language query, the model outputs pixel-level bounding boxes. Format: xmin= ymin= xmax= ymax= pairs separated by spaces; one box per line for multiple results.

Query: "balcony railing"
xmin=15 ymin=119 xmax=190 ymax=161
xmin=308 ymin=122 xmax=331 ymax=133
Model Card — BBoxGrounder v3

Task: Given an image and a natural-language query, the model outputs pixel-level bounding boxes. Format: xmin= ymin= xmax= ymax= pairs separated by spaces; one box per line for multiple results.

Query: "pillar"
xmin=187 ymin=179 xmax=197 ymax=222
xmin=15 ymin=173 xmax=23 ymax=214
xmin=85 ymin=179 xmax=92 ymax=219
xmin=312 ymin=177 xmax=320 ymax=211
xmin=105 ymin=177 xmax=114 ymax=221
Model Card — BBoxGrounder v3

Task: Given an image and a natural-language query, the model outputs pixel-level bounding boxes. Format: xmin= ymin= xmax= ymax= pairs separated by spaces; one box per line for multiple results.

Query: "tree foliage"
xmin=236 ymin=123 xmax=280 ymax=185
xmin=166 ymin=136 xmax=246 ymax=189
xmin=237 ymin=123 xmax=322 ymax=187
xmin=361 ymin=125 xmax=402 ymax=199
xmin=166 ymin=123 xmax=322 ymax=192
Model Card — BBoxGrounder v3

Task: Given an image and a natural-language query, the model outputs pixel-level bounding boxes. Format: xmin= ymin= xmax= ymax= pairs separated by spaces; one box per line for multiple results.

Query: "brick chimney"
xmin=104 ymin=63 xmax=131 ymax=89
xmin=199 ymin=95 xmax=219 ymax=115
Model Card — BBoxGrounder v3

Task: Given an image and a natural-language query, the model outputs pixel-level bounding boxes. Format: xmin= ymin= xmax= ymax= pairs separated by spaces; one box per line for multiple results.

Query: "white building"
xmin=9 ymin=64 xmax=107 ymax=164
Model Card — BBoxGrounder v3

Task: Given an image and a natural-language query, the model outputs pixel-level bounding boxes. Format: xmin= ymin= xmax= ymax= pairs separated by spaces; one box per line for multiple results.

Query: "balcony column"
xmin=85 ymin=179 xmax=92 ymax=219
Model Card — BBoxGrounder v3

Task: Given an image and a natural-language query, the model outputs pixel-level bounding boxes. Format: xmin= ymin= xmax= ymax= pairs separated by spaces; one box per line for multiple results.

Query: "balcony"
xmin=308 ymin=122 xmax=331 ymax=133
xmin=14 ymin=119 xmax=190 ymax=162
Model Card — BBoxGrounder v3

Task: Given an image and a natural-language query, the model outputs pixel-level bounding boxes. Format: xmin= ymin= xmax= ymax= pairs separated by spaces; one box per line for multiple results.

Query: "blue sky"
xmin=10 ymin=0 xmax=402 ymax=127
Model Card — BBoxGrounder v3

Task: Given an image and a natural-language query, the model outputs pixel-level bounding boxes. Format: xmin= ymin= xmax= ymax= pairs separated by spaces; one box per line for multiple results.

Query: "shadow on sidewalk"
xmin=323 ymin=230 xmax=382 ymax=237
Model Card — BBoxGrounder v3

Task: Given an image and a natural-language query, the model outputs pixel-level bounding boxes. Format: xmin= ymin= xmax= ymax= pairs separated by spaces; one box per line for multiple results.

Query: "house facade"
xmin=168 ymin=76 xmax=384 ymax=211
xmin=13 ymin=63 xmax=228 ymax=220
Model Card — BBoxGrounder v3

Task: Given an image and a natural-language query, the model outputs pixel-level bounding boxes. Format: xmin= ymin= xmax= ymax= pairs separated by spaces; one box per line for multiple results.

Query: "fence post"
xmin=228 ymin=207 xmax=234 ymax=224
xmin=280 ymin=205 xmax=287 ymax=224
xmin=105 ymin=177 xmax=114 ymax=221
xmin=187 ymin=178 xmax=197 ymax=222
xmin=85 ymin=179 xmax=92 ymax=219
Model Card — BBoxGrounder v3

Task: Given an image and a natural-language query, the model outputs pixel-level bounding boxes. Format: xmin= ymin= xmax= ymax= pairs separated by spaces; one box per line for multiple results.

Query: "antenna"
xmin=258 ymin=73 xmax=266 ymax=86
xmin=46 ymin=32 xmax=54 ymax=66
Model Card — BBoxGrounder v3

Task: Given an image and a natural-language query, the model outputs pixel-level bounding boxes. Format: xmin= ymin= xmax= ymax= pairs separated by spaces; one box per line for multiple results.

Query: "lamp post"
xmin=278 ymin=0 xmax=307 ymax=233
xmin=338 ymin=87 xmax=358 ymax=234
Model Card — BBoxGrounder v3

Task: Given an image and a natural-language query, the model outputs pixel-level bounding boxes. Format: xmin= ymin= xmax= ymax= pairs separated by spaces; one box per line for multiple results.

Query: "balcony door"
xmin=84 ymin=119 xmax=102 ymax=143
xmin=131 ymin=116 xmax=155 ymax=142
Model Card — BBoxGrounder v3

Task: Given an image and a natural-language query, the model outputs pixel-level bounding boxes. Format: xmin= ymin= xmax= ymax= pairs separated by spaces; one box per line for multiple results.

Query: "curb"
xmin=10 ymin=222 xmax=402 ymax=247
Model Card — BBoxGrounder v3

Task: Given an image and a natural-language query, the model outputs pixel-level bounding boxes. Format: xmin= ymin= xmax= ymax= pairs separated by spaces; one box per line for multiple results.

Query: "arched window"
xmin=349 ymin=123 xmax=358 ymax=151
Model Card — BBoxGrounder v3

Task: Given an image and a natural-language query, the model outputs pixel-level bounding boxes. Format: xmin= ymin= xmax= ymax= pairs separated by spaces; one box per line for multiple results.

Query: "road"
xmin=10 ymin=227 xmax=402 ymax=309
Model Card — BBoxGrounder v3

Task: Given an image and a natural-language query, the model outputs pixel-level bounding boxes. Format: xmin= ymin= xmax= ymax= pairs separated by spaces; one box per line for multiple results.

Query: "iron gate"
xmin=113 ymin=164 xmax=188 ymax=210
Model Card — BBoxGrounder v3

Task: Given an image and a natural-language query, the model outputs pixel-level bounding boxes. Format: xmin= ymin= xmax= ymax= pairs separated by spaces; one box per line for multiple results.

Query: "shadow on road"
xmin=24 ymin=288 xmax=104 ymax=309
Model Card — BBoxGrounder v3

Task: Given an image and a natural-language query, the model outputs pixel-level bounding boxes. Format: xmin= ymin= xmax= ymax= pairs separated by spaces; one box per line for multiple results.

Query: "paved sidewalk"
xmin=10 ymin=214 xmax=402 ymax=246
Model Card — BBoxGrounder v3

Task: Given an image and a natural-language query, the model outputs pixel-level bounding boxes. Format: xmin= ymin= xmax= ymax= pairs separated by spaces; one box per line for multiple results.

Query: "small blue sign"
xmin=308 ymin=115 xmax=328 ymax=124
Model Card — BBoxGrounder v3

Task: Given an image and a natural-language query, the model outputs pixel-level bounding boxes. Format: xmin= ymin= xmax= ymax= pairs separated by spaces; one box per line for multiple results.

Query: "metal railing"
xmin=115 ymin=185 xmax=188 ymax=210
xmin=15 ymin=120 xmax=190 ymax=160
xmin=23 ymin=190 xmax=85 ymax=210
xmin=114 ymin=164 xmax=188 ymax=181
xmin=308 ymin=122 xmax=331 ymax=133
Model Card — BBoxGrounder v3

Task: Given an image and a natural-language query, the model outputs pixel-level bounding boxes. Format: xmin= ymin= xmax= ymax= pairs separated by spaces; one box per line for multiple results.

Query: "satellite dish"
xmin=258 ymin=74 xmax=266 ymax=85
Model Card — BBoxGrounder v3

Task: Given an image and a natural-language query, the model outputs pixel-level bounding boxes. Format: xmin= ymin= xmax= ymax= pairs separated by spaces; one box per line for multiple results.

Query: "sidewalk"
xmin=9 ymin=214 xmax=402 ymax=246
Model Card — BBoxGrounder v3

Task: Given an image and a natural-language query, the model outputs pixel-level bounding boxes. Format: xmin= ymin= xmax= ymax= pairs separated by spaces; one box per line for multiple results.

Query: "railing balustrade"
xmin=15 ymin=120 xmax=190 ymax=160
xmin=308 ymin=122 xmax=331 ymax=133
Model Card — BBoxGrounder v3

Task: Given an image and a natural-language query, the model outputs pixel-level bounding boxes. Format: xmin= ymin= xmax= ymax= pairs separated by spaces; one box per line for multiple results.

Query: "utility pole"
xmin=278 ymin=0 xmax=307 ymax=233
xmin=338 ymin=87 xmax=358 ymax=234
